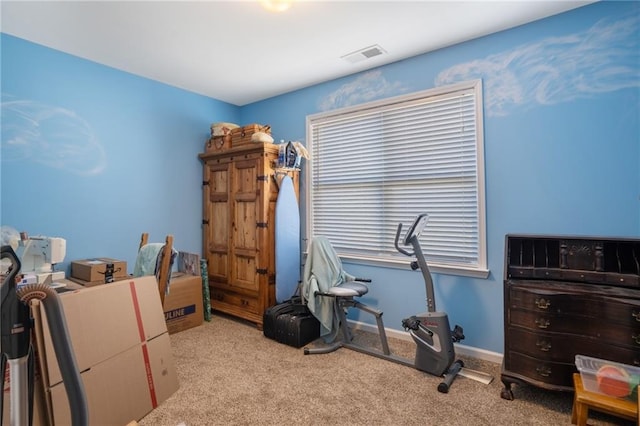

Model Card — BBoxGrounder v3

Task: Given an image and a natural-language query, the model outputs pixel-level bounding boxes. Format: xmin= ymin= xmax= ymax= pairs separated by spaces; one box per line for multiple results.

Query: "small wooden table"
xmin=571 ymin=373 xmax=638 ymax=426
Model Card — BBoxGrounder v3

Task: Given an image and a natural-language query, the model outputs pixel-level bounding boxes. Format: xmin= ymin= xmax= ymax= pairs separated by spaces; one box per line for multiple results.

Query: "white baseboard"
xmin=348 ymin=319 xmax=503 ymax=365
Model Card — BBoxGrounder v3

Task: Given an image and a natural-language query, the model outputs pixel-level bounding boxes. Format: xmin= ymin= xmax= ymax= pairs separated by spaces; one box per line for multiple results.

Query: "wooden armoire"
xmin=199 ymin=143 xmax=299 ymax=328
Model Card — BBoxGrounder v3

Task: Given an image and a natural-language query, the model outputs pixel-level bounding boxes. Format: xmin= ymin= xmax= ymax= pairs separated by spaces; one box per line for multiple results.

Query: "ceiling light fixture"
xmin=260 ymin=0 xmax=293 ymax=12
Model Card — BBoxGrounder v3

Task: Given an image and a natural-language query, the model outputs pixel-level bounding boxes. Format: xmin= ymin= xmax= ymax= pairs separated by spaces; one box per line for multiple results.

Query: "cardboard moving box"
xmin=164 ymin=272 xmax=204 ymax=334
xmin=32 ymin=276 xmax=179 ymax=425
xmin=49 ymin=333 xmax=178 ymax=426
xmin=36 ymin=276 xmax=168 ymax=386
xmin=71 ymin=258 xmax=128 ymax=283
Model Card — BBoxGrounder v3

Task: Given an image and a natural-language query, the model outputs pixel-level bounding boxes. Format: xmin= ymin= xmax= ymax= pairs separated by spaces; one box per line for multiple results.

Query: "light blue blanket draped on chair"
xmin=133 ymin=242 xmax=177 ymax=297
xmin=301 ymin=236 xmax=355 ymax=343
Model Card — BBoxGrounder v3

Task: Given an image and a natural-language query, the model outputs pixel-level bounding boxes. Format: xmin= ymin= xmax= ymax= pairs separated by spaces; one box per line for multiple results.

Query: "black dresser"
xmin=501 ymin=235 xmax=640 ymax=400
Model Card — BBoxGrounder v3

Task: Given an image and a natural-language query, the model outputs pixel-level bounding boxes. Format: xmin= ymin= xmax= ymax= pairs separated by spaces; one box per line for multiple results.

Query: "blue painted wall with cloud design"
xmin=241 ymin=1 xmax=639 ymax=354
xmin=2 ymin=1 xmax=638 ymax=354
xmin=1 ymin=35 xmax=240 ymax=271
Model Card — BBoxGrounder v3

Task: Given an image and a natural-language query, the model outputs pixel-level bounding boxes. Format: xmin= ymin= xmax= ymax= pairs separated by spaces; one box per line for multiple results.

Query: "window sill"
xmin=339 ymin=255 xmax=491 ymax=279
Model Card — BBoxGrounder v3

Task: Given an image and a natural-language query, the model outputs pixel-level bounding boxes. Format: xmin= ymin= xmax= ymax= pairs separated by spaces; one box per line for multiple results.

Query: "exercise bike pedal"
xmin=401 ymin=315 xmax=421 ymax=331
xmin=451 ymin=324 xmax=465 ymax=342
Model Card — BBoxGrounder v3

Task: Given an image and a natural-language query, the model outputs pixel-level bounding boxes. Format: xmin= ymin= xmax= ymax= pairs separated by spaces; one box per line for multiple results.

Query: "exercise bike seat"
xmin=325 ymin=281 xmax=368 ymax=297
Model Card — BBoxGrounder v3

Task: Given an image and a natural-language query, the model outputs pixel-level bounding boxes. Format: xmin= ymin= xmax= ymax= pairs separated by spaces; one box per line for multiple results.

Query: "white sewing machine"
xmin=15 ymin=235 xmax=67 ymax=283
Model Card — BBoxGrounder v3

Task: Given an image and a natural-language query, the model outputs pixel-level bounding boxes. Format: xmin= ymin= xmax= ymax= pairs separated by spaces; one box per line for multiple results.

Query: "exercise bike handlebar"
xmin=394 ymin=215 xmax=437 ymax=312
xmin=394 ymin=223 xmax=414 ymax=257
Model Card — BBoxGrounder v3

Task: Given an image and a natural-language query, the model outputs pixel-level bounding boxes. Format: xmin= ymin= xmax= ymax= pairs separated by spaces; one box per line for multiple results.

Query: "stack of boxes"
xmin=69 ymin=253 xmax=205 ymax=335
xmin=1 ymin=277 xmax=180 ymax=425
xmin=206 ymin=123 xmax=271 ymax=152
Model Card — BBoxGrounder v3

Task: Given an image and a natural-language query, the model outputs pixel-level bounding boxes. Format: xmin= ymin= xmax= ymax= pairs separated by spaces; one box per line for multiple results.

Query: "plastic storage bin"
xmin=575 ymin=355 xmax=640 ymax=400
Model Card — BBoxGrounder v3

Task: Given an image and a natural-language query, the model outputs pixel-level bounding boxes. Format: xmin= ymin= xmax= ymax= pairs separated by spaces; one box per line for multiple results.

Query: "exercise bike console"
xmin=402 ymin=213 xmax=429 ymax=245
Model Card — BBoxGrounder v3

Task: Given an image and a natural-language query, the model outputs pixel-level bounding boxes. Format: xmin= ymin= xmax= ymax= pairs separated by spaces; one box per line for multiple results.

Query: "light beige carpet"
xmin=139 ymin=314 xmax=634 ymax=426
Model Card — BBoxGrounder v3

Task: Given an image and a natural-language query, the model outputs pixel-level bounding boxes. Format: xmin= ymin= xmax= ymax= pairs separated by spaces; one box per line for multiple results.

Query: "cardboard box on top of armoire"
xmin=31 ymin=276 xmax=179 ymax=425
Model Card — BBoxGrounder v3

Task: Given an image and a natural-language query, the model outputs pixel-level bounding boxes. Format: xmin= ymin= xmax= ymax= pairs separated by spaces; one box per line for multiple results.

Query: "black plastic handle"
xmin=1 ymin=245 xmax=21 ymax=292
xmin=1 ymin=245 xmax=31 ymax=359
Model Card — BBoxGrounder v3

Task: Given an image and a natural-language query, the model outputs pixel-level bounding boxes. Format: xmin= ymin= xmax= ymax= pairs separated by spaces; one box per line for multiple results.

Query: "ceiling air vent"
xmin=341 ymin=44 xmax=387 ymax=64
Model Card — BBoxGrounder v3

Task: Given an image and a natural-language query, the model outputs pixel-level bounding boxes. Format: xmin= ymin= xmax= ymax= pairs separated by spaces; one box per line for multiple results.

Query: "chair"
xmin=301 ymin=236 xmax=390 ymax=355
xmin=134 ymin=233 xmax=176 ymax=305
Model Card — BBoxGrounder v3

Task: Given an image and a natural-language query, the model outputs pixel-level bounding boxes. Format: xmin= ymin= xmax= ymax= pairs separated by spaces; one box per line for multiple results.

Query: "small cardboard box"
xmin=575 ymin=355 xmax=640 ymax=400
xmin=164 ymin=271 xmax=204 ymax=334
xmin=67 ymin=275 xmax=132 ymax=288
xmin=71 ymin=258 xmax=127 ymax=282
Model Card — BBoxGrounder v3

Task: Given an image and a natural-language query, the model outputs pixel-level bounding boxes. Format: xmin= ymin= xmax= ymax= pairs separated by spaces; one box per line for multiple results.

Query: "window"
xmin=306 ymin=80 xmax=488 ymax=278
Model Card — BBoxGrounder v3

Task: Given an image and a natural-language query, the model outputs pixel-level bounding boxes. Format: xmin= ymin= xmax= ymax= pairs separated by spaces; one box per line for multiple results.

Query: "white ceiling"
xmin=2 ymin=1 xmax=593 ymax=106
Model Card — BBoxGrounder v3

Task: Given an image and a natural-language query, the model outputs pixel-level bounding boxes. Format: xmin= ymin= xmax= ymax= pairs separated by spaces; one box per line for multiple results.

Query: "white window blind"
xmin=306 ymin=80 xmax=487 ymax=277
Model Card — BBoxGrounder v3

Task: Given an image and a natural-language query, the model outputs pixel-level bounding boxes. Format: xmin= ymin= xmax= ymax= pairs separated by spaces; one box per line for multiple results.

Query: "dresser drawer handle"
xmin=535 ymin=318 xmax=550 ymax=329
xmin=536 ymin=340 xmax=551 ymax=351
xmin=536 ymin=366 xmax=551 ymax=377
xmin=535 ymin=298 xmax=551 ymax=310
xmin=633 ymin=311 xmax=640 ymax=322
xmin=633 ymin=334 xmax=640 ymax=345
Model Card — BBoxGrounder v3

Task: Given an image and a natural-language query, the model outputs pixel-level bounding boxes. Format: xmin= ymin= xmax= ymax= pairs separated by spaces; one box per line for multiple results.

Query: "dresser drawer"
xmin=506 ymin=326 xmax=638 ymax=363
xmin=508 ymin=286 xmax=591 ymax=317
xmin=508 ymin=308 xmax=640 ymax=348
xmin=508 ymin=308 xmax=579 ymax=332
xmin=598 ymin=295 xmax=640 ymax=327
xmin=504 ymin=351 xmax=575 ymax=388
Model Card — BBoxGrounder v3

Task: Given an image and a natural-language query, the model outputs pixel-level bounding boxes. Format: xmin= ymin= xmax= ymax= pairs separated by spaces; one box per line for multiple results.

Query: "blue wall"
xmin=1 ymin=34 xmax=240 ymax=273
xmin=242 ymin=1 xmax=640 ymax=353
xmin=2 ymin=1 xmax=638 ymax=354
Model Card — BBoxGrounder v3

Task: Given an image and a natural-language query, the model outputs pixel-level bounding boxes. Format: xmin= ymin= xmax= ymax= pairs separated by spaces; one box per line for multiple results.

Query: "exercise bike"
xmin=303 ymin=213 xmax=492 ymax=392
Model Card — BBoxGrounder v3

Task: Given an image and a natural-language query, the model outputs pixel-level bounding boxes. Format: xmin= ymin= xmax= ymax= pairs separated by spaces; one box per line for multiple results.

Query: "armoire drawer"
xmin=211 ymin=288 xmax=260 ymax=315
